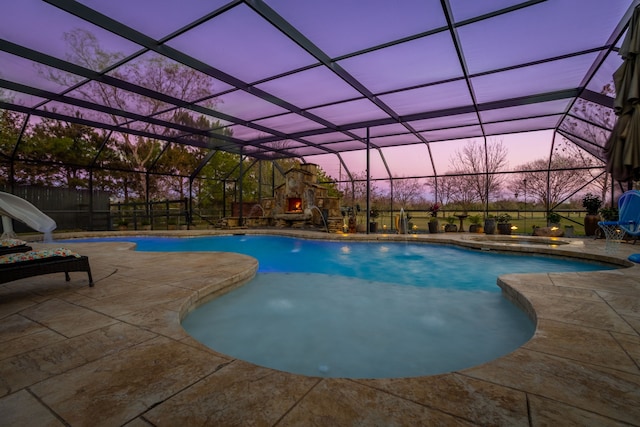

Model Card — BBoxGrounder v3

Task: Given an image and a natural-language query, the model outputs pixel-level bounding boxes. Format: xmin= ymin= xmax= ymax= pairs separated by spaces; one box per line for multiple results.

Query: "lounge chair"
xmin=0 ymin=238 xmax=33 ymax=256
xmin=598 ymin=190 xmax=640 ymax=244
xmin=0 ymin=248 xmax=93 ymax=286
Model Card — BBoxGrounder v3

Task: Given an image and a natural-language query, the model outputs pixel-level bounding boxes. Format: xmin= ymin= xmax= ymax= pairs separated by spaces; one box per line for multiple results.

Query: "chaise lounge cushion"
xmin=1 ymin=238 xmax=28 ymax=248
xmin=0 ymin=248 xmax=80 ymax=264
xmin=0 ymin=248 xmax=93 ymax=286
xmin=0 ymin=238 xmax=32 ymax=255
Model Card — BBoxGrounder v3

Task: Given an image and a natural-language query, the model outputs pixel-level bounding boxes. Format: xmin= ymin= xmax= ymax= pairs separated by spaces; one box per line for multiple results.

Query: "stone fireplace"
xmin=260 ymin=164 xmax=342 ymax=232
xmin=287 ymin=197 xmax=303 ymax=213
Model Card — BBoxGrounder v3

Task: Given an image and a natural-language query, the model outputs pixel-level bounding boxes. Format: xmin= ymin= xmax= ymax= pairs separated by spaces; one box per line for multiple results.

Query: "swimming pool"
xmin=64 ymin=235 xmax=614 ymax=378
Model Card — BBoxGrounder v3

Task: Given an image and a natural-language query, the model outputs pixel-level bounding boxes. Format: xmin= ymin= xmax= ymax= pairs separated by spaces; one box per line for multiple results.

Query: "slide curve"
xmin=0 ymin=191 xmax=57 ymax=235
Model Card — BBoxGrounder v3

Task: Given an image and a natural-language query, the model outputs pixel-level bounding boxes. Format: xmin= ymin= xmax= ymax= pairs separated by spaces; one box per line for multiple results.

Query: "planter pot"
xmin=484 ymin=219 xmax=496 ymax=235
xmin=584 ymin=214 xmax=600 ymax=236
xmin=348 ymin=217 xmax=357 ymax=233
xmin=428 ymin=220 xmax=439 ymax=234
xmin=444 ymin=223 xmax=458 ymax=232
xmin=469 ymin=224 xmax=483 ymax=233
xmin=369 ymin=221 xmax=378 ymax=233
xmin=564 ymin=225 xmax=574 ymax=238
xmin=497 ymin=223 xmax=512 ymax=235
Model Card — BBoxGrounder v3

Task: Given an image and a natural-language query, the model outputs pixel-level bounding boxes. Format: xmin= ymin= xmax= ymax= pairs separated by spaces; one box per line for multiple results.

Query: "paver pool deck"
xmin=1 ymin=229 xmax=639 ymax=426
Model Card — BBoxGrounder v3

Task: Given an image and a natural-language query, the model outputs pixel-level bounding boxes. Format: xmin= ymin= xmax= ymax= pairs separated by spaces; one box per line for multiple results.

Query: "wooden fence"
xmin=1 ymin=186 xmax=111 ymax=232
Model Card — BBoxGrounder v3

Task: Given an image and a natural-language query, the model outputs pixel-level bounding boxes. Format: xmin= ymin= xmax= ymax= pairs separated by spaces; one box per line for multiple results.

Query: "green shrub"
xmin=496 ymin=213 xmax=512 ymax=224
xmin=599 ymin=206 xmax=618 ymax=221
xmin=468 ymin=214 xmax=481 ymax=224
xmin=582 ymin=193 xmax=602 ymax=215
xmin=547 ymin=211 xmax=561 ymax=224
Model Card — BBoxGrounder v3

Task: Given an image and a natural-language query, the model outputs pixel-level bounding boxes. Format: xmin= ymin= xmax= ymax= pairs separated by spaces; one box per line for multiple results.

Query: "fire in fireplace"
xmin=287 ymin=197 xmax=303 ymax=212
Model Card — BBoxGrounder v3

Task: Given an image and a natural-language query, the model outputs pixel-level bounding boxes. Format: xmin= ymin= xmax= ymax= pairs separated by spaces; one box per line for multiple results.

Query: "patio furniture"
xmin=0 ymin=249 xmax=94 ymax=286
xmin=0 ymin=239 xmax=33 ymax=255
xmin=598 ymin=190 xmax=640 ymax=253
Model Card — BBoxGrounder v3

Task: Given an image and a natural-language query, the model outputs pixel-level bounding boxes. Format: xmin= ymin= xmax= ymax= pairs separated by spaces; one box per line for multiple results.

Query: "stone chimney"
xmin=300 ymin=163 xmax=318 ymax=183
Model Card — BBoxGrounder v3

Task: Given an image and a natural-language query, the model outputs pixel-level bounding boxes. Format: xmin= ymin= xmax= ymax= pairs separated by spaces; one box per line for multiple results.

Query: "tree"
xmin=152 ymin=112 xmax=234 ymax=202
xmin=437 ymin=173 xmax=478 ymax=211
xmin=23 ymin=116 xmax=102 ymax=189
xmin=446 ymin=139 xmax=508 ymax=206
xmin=559 ymin=83 xmax=613 ymax=200
xmin=0 ymin=109 xmax=25 ymax=186
xmin=339 ymin=171 xmax=384 ymax=210
xmin=390 ymin=176 xmax=426 ymax=208
xmin=196 ymin=151 xmax=244 ymax=211
xmin=151 ymin=144 xmax=202 ymax=199
xmin=0 ymin=112 xmax=112 ymax=190
xmin=315 ymin=165 xmax=342 ymax=198
xmin=37 ymin=29 xmax=221 ymax=200
xmin=0 ymin=95 xmax=19 ymax=185
xmin=512 ymin=155 xmax=588 ymax=208
xmin=240 ymin=141 xmax=304 ymax=201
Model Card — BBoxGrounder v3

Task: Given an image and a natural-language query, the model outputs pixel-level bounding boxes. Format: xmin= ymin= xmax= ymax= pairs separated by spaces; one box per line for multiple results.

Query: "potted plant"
xmin=484 ymin=215 xmax=496 ymax=235
xmin=547 ymin=211 xmax=561 ymax=226
xmin=116 ymin=219 xmax=128 ymax=231
xmin=468 ymin=214 xmax=483 ymax=233
xmin=369 ymin=208 xmax=379 ymax=233
xmin=444 ymin=216 xmax=458 ymax=232
xmin=582 ymin=193 xmax=602 ymax=236
xmin=496 ymin=213 xmax=512 ymax=235
xmin=428 ymin=203 xmax=440 ymax=233
xmin=599 ymin=206 xmax=619 ymax=221
xmin=428 ymin=217 xmax=440 ymax=233
xmin=348 ymin=210 xmax=357 ymax=233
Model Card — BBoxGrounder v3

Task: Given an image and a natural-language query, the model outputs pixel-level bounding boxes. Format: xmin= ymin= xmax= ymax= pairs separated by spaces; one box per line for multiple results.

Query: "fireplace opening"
xmin=287 ymin=198 xmax=303 ymax=212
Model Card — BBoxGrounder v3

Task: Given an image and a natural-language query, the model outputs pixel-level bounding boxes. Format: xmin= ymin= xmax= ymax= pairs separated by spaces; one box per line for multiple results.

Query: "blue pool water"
xmin=65 ymin=235 xmax=612 ymax=378
xmin=71 ymin=235 xmax=610 ymax=291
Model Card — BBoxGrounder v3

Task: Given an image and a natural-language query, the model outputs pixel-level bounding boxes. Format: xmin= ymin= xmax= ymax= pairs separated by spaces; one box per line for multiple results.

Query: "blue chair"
xmin=598 ymin=191 xmax=640 ymax=256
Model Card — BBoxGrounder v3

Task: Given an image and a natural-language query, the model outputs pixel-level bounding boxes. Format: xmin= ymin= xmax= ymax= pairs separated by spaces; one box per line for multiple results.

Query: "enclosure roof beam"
xmin=43 ymin=0 xmax=357 ymax=150
xmin=190 ymin=150 xmax=219 ymax=181
xmin=89 ymin=131 xmax=113 ymax=169
xmin=0 ymin=40 xmax=333 ymax=159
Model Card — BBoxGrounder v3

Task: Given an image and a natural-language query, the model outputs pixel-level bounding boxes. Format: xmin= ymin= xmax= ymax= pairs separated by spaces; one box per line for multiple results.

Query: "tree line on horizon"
xmin=338 ymin=137 xmax=609 ymax=214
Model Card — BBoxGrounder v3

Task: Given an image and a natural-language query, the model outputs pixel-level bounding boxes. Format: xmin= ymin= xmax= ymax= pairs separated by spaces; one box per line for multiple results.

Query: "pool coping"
xmin=1 ymin=229 xmax=639 ymax=425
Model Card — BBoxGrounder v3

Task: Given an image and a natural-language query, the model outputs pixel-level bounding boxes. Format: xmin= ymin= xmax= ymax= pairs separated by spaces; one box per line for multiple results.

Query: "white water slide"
xmin=0 ymin=191 xmax=57 ymax=238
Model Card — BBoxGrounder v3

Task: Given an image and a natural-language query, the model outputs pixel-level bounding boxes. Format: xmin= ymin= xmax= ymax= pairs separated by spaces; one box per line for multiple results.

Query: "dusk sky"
xmin=0 ymin=0 xmax=636 ymax=183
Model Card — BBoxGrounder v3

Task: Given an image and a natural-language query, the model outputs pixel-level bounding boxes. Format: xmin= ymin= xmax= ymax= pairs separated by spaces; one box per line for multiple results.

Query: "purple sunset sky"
xmin=0 ymin=0 xmax=636 ymax=182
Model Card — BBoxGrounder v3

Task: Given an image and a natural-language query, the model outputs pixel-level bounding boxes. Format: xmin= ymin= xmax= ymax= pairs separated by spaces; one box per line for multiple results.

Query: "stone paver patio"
xmin=1 ymin=230 xmax=639 ymax=426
